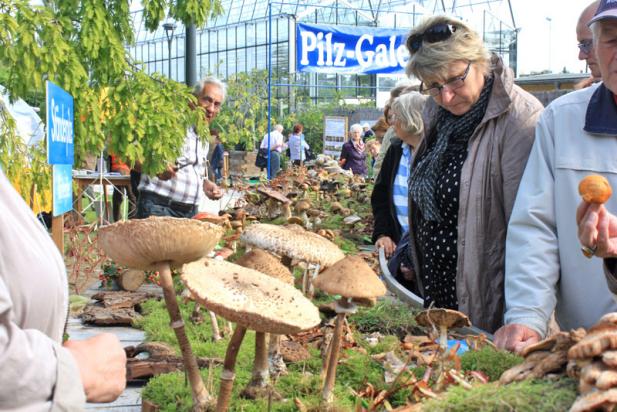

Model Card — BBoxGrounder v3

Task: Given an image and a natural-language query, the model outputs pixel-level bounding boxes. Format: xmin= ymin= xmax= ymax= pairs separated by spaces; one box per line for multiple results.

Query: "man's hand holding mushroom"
xmin=576 ymin=174 xmax=615 ymax=258
xmin=494 ymin=323 xmax=541 ymax=354
xmin=203 ymin=179 xmax=222 ymax=200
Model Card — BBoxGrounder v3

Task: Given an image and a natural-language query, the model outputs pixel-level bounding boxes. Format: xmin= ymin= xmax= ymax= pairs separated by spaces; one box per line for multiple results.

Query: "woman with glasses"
xmin=403 ymin=16 xmax=543 ymax=333
xmin=339 ymin=123 xmax=368 ymax=176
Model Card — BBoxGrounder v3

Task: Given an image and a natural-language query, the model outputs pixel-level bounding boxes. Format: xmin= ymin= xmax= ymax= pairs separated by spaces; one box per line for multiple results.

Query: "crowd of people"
xmin=6 ymin=0 xmax=617 ymax=407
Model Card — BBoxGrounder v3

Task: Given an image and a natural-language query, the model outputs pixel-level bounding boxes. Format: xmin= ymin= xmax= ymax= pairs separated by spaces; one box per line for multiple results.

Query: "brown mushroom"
xmin=312 ymin=255 xmax=386 ymax=405
xmin=257 ymin=186 xmax=292 ymax=219
xmin=181 ymin=258 xmax=320 ymax=412
xmin=295 ymin=199 xmax=311 ymax=226
xmin=570 ymin=388 xmax=617 ymax=412
xmin=415 ymin=308 xmax=471 ymax=352
xmin=99 ymin=217 xmax=223 ymax=409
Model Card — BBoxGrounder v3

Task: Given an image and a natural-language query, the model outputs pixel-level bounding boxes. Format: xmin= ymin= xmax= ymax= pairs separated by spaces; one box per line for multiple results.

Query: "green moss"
xmin=459 ymin=346 xmax=523 ymax=382
xmin=349 ymin=299 xmax=420 ymax=337
xmin=420 ymin=378 xmax=577 ymax=412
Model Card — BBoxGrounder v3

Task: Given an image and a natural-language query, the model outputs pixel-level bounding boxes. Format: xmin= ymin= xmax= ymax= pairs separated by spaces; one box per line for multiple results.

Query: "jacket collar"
xmin=585 ymin=83 xmax=617 ymax=135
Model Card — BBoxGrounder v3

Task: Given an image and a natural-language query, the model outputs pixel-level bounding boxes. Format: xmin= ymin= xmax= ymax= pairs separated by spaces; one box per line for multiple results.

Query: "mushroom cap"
xmin=98 ymin=216 xmax=223 ymax=270
xmin=415 ymin=308 xmax=471 ymax=330
xmin=569 ymin=324 xmax=617 ymax=359
xmin=295 ymin=199 xmax=311 ymax=212
xmin=181 ymin=258 xmax=320 ymax=334
xmin=235 ymin=249 xmax=294 ymax=285
xmin=257 ymin=186 xmax=291 ymax=204
xmin=240 ymin=223 xmax=344 ymax=267
xmin=312 ymin=255 xmax=386 ymax=299
xmin=570 ymin=388 xmax=617 ymax=412
xmin=343 ymin=215 xmax=362 ymax=225
xmin=287 ymin=216 xmax=304 ymax=226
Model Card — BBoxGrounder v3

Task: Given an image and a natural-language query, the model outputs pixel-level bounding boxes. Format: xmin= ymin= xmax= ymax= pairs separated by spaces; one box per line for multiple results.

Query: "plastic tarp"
xmin=0 ymin=85 xmax=45 ymax=146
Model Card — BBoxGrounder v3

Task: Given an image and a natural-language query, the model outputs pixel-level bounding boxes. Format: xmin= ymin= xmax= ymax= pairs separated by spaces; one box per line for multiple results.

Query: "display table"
xmin=73 ymin=174 xmax=133 ymax=224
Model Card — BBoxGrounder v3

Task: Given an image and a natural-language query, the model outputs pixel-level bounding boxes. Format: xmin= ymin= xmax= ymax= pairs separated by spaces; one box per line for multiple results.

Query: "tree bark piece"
xmin=91 ymin=291 xmax=157 ymax=310
xmin=81 ymin=305 xmax=141 ymax=325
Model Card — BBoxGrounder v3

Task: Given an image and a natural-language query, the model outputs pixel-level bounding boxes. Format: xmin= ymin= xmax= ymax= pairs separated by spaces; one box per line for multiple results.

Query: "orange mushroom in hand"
xmin=579 ymin=175 xmax=612 ymax=204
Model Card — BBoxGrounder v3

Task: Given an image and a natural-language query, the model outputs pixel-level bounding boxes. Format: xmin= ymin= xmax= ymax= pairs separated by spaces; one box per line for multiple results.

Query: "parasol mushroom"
xmin=181 ymin=258 xmax=320 ymax=412
xmin=235 ymin=249 xmax=294 ymax=394
xmin=312 ymin=255 xmax=386 ymax=405
xmin=257 ymin=186 xmax=292 ymax=219
xmin=240 ymin=223 xmax=344 ymax=296
xmin=415 ymin=308 xmax=471 ymax=353
xmin=98 ymin=217 xmax=223 ymax=410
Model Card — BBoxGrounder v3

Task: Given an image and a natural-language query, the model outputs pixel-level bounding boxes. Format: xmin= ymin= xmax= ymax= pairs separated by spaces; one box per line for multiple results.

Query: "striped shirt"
xmin=138 ymin=128 xmax=208 ymax=205
xmin=393 ymin=143 xmax=411 ymax=233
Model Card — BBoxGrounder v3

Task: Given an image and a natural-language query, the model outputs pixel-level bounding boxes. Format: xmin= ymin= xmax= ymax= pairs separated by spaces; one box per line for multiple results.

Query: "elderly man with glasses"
xmin=134 ymin=76 xmax=225 ymax=219
xmin=495 ymin=0 xmax=617 ymax=353
xmin=575 ymin=1 xmax=601 ymax=89
xmin=402 ymin=16 xmax=543 ymax=334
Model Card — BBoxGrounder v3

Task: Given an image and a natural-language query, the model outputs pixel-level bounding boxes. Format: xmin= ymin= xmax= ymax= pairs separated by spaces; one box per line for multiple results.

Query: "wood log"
xmin=90 ymin=291 xmax=158 ymax=310
xmin=81 ymin=305 xmax=141 ymax=326
xmin=118 ymin=269 xmax=146 ymax=291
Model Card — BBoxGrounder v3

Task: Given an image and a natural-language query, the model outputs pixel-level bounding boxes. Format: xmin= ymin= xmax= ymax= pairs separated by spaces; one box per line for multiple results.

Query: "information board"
xmin=52 ymin=164 xmax=73 ymax=216
xmin=46 ymin=80 xmax=74 ymax=165
xmin=323 ymin=116 xmax=348 ymax=158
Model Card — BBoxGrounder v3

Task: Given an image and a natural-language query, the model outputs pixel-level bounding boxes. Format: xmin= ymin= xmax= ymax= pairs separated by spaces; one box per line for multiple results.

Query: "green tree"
xmin=0 ymin=0 xmax=222 ymax=200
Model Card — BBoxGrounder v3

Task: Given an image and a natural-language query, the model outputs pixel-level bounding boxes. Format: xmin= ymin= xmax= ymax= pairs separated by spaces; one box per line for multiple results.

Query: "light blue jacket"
xmin=505 ymin=83 xmax=617 ymax=337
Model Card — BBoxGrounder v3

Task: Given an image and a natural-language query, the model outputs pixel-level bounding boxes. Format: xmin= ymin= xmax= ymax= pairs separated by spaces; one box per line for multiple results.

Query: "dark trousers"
xmin=136 ymin=191 xmax=197 ymax=219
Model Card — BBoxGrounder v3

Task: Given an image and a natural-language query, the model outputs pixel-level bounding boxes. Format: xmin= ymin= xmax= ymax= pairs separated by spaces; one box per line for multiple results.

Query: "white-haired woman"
xmin=339 ymin=123 xmax=367 ymax=176
xmin=404 ymin=16 xmax=543 ymax=333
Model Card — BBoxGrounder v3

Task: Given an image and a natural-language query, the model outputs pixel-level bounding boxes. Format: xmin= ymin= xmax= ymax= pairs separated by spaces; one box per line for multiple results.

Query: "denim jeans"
xmin=268 ymin=151 xmax=281 ymax=177
xmin=136 ymin=192 xmax=197 ymax=219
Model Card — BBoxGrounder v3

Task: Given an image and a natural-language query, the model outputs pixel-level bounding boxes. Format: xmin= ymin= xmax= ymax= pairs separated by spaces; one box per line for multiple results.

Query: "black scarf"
xmin=409 ymin=75 xmax=494 ymax=222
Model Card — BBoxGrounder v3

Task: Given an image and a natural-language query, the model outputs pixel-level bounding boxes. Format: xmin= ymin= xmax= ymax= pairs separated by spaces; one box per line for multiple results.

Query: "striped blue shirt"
xmin=393 ymin=143 xmax=411 ymax=233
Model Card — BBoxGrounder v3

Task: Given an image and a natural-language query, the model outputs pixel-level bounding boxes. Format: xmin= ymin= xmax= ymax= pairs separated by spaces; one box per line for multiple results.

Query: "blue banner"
xmin=297 ymin=23 xmax=409 ymax=74
xmin=46 ymin=81 xmax=74 ymax=165
xmin=52 ymin=164 xmax=73 ymax=217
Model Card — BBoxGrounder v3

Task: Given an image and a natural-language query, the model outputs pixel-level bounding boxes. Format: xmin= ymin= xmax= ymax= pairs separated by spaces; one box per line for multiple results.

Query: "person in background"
xmin=259 ymin=124 xmax=286 ymax=176
xmin=496 ymin=0 xmax=617 ymax=353
xmin=110 ymin=154 xmax=137 ymax=221
xmin=339 ymin=123 xmax=368 ymax=177
xmin=371 ymin=117 xmax=390 ymax=144
xmin=210 ymin=129 xmax=224 ymax=183
xmin=288 ymin=123 xmax=310 ymax=166
xmin=404 ymin=15 xmax=543 ymax=333
xmin=362 ymin=122 xmax=375 ymax=141
xmin=371 ymin=92 xmax=427 ymax=259
xmin=0 ymin=168 xmax=126 ymax=410
xmin=365 ymin=139 xmax=381 ymax=171
xmin=575 ymin=1 xmax=602 ymax=90
xmin=136 ymin=76 xmax=225 ymax=218
xmin=373 ymin=81 xmax=415 ymax=178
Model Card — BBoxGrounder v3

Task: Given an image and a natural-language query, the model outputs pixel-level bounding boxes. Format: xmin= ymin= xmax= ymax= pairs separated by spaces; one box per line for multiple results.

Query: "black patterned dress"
xmin=415 ymin=134 xmax=470 ymax=309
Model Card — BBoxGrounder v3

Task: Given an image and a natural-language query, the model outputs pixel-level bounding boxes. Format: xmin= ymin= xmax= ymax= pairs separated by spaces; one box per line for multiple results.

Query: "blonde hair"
xmin=390 ymin=92 xmax=428 ymax=136
xmin=405 ymin=15 xmax=491 ymax=82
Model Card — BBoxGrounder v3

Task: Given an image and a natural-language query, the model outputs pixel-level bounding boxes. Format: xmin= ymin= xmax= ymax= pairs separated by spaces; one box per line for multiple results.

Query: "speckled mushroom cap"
xmin=257 ymin=186 xmax=291 ymax=204
xmin=181 ymin=258 xmax=320 ymax=334
xmin=98 ymin=216 xmax=223 ymax=270
xmin=235 ymin=249 xmax=294 ymax=285
xmin=312 ymin=255 xmax=386 ymax=299
xmin=415 ymin=308 xmax=471 ymax=330
xmin=240 ymin=223 xmax=344 ymax=267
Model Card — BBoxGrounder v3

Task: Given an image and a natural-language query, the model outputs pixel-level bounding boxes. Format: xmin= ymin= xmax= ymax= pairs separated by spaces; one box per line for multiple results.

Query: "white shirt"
xmin=260 ymin=130 xmax=285 ymax=153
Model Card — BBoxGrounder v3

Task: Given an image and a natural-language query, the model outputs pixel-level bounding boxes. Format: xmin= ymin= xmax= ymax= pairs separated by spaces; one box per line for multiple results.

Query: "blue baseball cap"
xmin=589 ymin=0 xmax=617 ymax=25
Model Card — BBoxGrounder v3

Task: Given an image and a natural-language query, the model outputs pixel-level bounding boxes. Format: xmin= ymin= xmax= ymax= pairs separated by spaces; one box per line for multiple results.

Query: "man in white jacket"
xmin=495 ymin=0 xmax=617 ymax=353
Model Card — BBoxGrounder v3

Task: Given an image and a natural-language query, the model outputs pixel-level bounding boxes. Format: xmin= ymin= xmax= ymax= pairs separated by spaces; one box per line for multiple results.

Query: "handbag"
xmin=255 ymin=148 xmax=269 ymax=169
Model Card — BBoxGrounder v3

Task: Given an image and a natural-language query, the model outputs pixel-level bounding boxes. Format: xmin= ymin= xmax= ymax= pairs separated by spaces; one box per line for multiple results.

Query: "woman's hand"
xmin=577 ymin=201 xmax=617 ymax=258
xmin=375 ymin=236 xmax=396 ymax=258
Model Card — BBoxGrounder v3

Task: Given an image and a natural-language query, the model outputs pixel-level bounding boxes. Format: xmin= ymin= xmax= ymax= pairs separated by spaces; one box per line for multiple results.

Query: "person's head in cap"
xmin=577 ymin=1 xmax=601 ymax=80
xmin=589 ymin=0 xmax=617 ymax=93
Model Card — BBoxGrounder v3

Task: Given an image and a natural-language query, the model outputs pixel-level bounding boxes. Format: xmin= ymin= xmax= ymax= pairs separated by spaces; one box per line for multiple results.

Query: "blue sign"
xmin=46 ymin=81 xmax=74 ymax=165
xmin=52 ymin=164 xmax=73 ymax=217
xmin=297 ymin=23 xmax=409 ymax=74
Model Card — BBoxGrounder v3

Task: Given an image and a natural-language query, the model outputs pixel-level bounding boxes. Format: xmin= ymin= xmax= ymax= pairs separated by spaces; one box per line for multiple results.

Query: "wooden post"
xmin=51 ymin=174 xmax=64 ymax=253
xmin=222 ymin=152 xmax=229 ymax=188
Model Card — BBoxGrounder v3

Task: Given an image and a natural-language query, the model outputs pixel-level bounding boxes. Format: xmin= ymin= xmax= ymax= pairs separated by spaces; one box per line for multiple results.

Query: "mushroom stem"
xmin=439 ymin=325 xmax=448 ymax=353
xmin=268 ymin=334 xmax=287 ymax=377
xmin=250 ymin=332 xmax=270 ymax=387
xmin=216 ymin=325 xmax=247 ymax=412
xmin=209 ymin=310 xmax=223 ymax=341
xmin=321 ymin=312 xmax=345 ymax=404
xmin=301 ymin=266 xmax=310 ymax=295
xmin=156 ymin=262 xmax=211 ymax=409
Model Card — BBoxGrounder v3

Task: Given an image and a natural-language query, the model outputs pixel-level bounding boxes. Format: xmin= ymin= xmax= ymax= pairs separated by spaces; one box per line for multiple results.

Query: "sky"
xmin=511 ymin=0 xmax=594 ymax=75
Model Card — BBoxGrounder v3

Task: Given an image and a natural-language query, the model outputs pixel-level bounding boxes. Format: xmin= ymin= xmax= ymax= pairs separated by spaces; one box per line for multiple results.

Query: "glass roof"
xmin=130 ymin=0 xmax=515 ymax=45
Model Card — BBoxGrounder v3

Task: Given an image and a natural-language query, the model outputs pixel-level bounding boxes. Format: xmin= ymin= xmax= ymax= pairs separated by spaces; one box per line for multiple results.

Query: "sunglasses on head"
xmin=407 ymin=23 xmax=457 ymax=53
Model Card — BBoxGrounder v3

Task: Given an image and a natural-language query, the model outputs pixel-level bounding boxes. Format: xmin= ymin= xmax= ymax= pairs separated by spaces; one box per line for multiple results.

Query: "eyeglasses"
xmin=578 ymin=39 xmax=593 ymax=55
xmin=420 ymin=62 xmax=472 ymax=97
xmin=406 ymin=23 xmax=457 ymax=54
xmin=199 ymin=95 xmax=222 ymax=110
